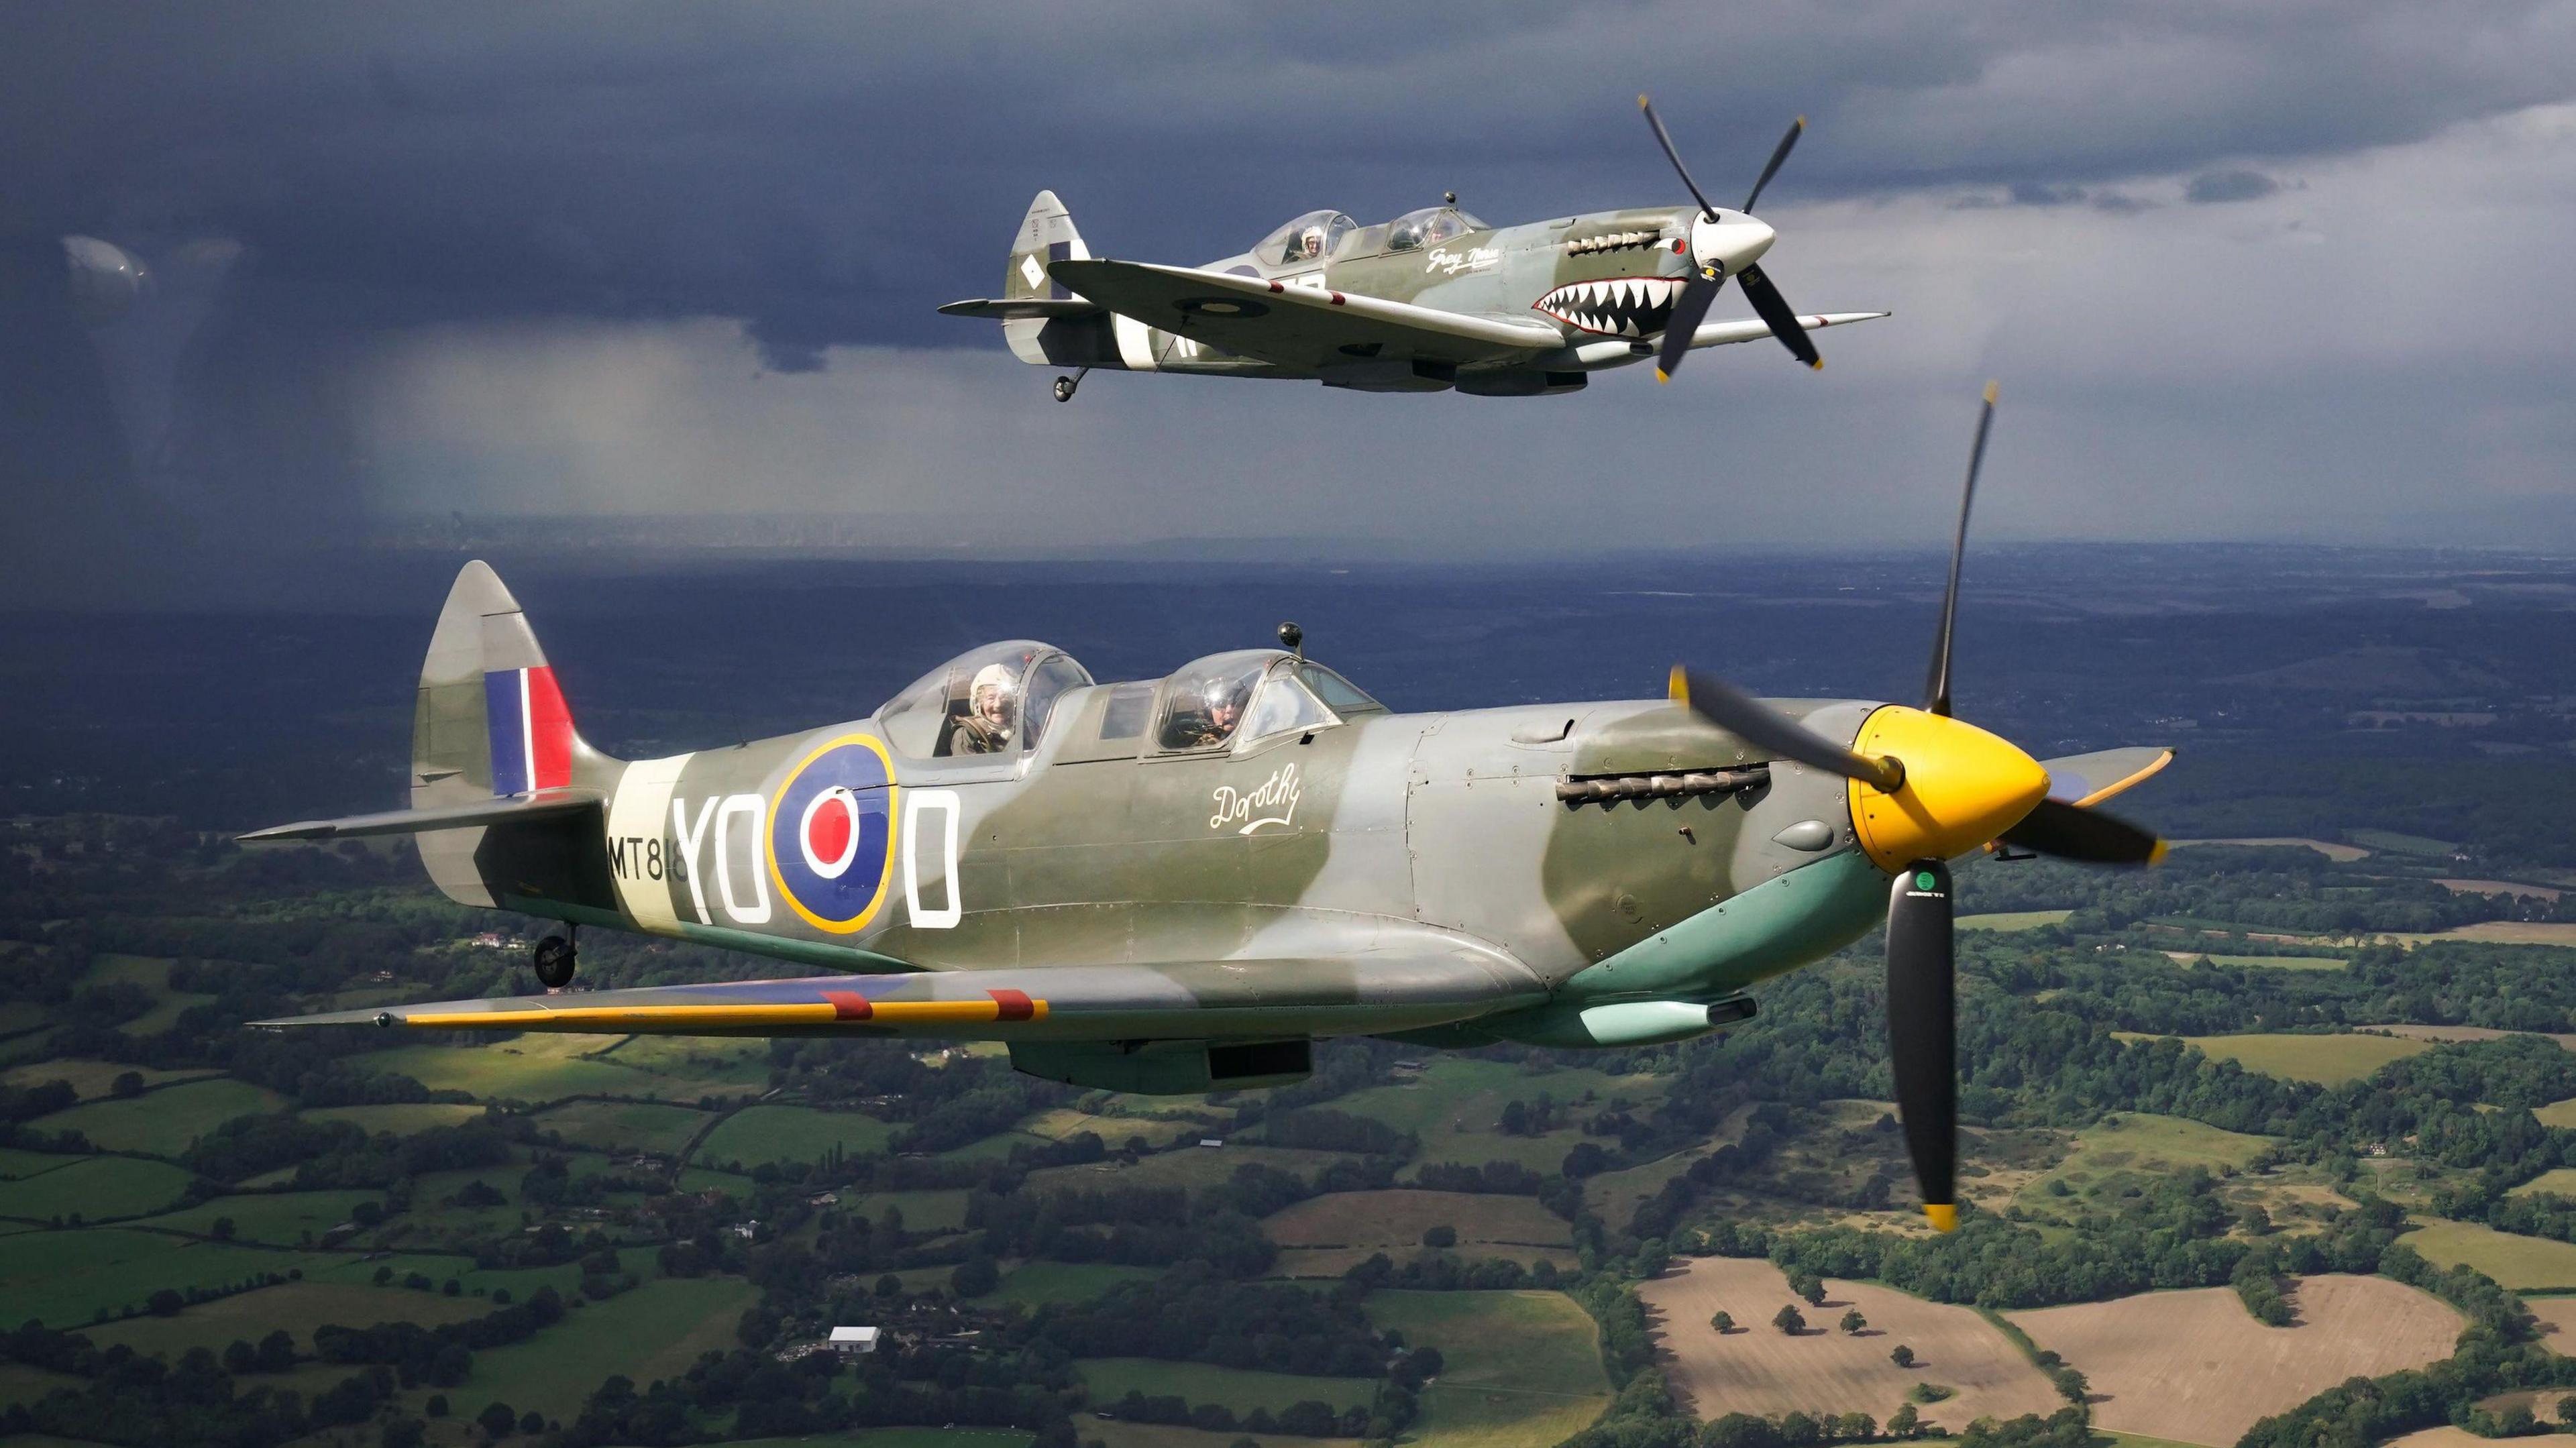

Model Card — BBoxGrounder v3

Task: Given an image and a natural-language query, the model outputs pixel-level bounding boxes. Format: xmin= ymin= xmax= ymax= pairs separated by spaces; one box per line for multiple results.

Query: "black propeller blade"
xmin=1886 ymin=859 xmax=1957 ymax=1231
xmin=1741 ymin=116 xmax=1804 ymax=213
xmin=1734 ymin=263 xmax=1821 ymax=371
xmin=1999 ymin=797 xmax=2167 ymax=865
xmin=1924 ymin=382 xmax=1999 ymax=718
xmin=1635 ymin=99 xmax=1821 ymax=379
xmin=1668 ymin=666 xmax=1901 ymax=791
xmin=1638 ymin=95 xmax=1720 ymax=223
xmin=1655 ymin=275 xmax=1725 ymax=383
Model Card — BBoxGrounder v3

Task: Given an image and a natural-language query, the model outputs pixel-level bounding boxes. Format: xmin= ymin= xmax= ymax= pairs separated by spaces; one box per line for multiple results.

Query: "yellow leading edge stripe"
xmin=401 ymin=999 xmax=1050 ymax=1029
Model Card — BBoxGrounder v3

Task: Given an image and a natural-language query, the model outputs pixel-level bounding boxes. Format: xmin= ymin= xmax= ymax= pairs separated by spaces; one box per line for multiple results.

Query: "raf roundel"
xmin=800 ymin=787 xmax=863 ymax=879
xmin=766 ymin=735 xmax=898 ymax=933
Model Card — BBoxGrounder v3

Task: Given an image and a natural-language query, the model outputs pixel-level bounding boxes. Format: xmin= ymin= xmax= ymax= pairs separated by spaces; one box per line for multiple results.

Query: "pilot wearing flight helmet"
xmin=945 ymin=663 xmax=1018 ymax=755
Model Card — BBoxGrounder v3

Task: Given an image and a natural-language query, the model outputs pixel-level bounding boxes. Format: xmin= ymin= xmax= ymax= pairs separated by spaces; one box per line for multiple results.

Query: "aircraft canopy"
xmin=1152 ymin=649 xmax=1383 ymax=754
xmin=879 ymin=641 xmax=1092 ymax=759
xmin=1254 ymin=211 xmax=1356 ymax=267
xmin=1385 ymin=206 xmax=1486 ymax=252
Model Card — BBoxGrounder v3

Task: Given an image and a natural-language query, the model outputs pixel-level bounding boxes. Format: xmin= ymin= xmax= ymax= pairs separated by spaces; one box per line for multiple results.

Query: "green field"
xmin=2176 ymin=1032 xmax=2432 ymax=1086
xmin=2536 ymin=1101 xmax=2576 ymax=1131
xmin=0 ymin=1361 xmax=85 ymax=1412
xmin=1023 ymin=1145 xmax=1354 ymax=1194
xmin=534 ymin=1098 xmax=710 ymax=1156
xmin=1 ymin=1059 xmax=219 ymax=1101
xmin=138 ymin=1189 xmax=385 ymax=1245
xmin=83 ymin=954 xmax=171 ymax=988
xmin=2510 ymin=1169 xmax=2576 ymax=1197
xmin=983 ymin=1262 xmax=1163 ymax=1307
xmin=721 ymin=1432 xmax=1033 ymax=1448
xmin=1076 ymin=1357 xmax=1377 ymax=1414
xmin=85 ymin=1280 xmax=496 ymax=1357
xmin=2349 ymin=829 xmax=2459 ymax=857
xmin=696 ymin=1104 xmax=895 ymax=1167
xmin=32 ymin=1077 xmax=288 ymax=1158
xmin=0 ymin=1154 xmax=196 ymax=1222
xmin=0 ymin=1147 xmax=82 ymax=1179
xmin=443 ymin=1276 xmax=757 ymax=1421
xmin=1957 ymin=909 xmax=2074 ymax=932
xmin=2401 ymin=1219 xmax=2576 ymax=1289
xmin=1024 ymin=1107 xmax=1218 ymax=1149
xmin=303 ymin=1103 xmax=490 ymax=1133
xmin=350 ymin=1040 xmax=645 ymax=1103
xmin=1337 ymin=1060 xmax=1666 ymax=1175
xmin=0 ymin=1227 xmax=346 ymax=1326
xmin=1366 ymin=1290 xmax=1610 ymax=1448
xmin=2021 ymin=1113 xmax=2272 ymax=1211
xmin=2188 ymin=954 xmax=2351 ymax=970
xmin=592 ymin=1034 xmax=772 ymax=1090
xmin=300 ymin=1245 xmax=659 ymax=1304
xmin=853 ymin=1188 xmax=971 ymax=1232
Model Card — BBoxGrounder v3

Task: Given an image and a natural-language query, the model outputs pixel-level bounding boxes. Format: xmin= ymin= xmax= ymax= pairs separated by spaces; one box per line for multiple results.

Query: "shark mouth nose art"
xmin=1535 ymin=276 xmax=1681 ymax=337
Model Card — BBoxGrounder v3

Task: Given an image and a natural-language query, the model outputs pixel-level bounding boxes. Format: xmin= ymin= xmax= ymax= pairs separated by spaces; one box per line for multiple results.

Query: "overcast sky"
xmin=5 ymin=1 xmax=2574 ymax=600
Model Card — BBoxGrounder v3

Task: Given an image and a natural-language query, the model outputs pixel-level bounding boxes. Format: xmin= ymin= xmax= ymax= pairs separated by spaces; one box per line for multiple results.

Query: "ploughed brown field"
xmin=2008 ymin=1275 xmax=2461 ymax=1446
xmin=1640 ymin=1258 xmax=2062 ymax=1429
xmin=2524 ymin=1296 xmax=2576 ymax=1343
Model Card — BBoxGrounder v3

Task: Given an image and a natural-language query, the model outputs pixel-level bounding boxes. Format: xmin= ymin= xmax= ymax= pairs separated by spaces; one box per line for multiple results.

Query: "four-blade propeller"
xmin=1666 ymin=384 xmax=2167 ymax=1231
xmin=1640 ymin=97 xmax=1819 ymax=382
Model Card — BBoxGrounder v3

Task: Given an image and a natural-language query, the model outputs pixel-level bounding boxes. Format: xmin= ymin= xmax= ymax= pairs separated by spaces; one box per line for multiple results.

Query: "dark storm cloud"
xmin=3 ymin=0 xmax=2573 ymax=603
xmin=2186 ymin=168 xmax=2284 ymax=203
xmin=5 ymin=1 xmax=2571 ymax=359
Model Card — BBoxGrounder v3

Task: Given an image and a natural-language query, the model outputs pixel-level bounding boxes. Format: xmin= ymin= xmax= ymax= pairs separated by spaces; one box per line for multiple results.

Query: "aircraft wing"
xmin=1686 ymin=311 xmax=1889 ymax=351
xmin=936 ymin=297 xmax=1105 ymax=320
xmin=1049 ymin=258 xmax=1565 ymax=368
xmin=251 ymin=948 xmax=1550 ymax=1042
xmin=239 ymin=789 xmax=604 ymax=842
xmin=2038 ymin=746 xmax=2174 ymax=805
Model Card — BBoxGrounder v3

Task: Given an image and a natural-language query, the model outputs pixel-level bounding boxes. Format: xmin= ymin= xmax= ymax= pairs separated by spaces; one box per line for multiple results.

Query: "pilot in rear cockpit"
xmin=945 ymin=663 xmax=1018 ymax=755
xmin=1160 ymin=671 xmax=1253 ymax=750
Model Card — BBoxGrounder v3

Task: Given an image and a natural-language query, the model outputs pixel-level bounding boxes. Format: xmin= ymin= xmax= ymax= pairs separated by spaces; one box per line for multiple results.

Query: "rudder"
xmin=411 ymin=561 xmax=616 ymax=910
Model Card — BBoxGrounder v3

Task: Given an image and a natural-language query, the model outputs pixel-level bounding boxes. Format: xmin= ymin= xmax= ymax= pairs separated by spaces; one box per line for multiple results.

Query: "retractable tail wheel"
xmin=533 ymin=932 xmax=577 ymax=989
xmin=1053 ymin=367 xmax=1088 ymax=402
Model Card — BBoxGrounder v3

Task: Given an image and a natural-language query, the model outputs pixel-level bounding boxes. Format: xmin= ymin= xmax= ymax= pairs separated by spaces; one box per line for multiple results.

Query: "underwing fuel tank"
xmin=1481 ymin=994 xmax=1758 ymax=1048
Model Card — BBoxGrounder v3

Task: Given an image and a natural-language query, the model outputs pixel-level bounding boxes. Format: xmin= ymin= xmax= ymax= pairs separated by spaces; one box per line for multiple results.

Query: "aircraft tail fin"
xmin=412 ymin=560 xmax=612 ymax=805
xmin=1005 ymin=190 xmax=1089 ymax=302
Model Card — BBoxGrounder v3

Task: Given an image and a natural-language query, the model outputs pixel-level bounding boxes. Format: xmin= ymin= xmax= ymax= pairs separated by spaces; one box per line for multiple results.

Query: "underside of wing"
xmin=2039 ymin=746 xmax=2175 ymax=805
xmin=1688 ymin=310 xmax=1889 ymax=351
xmin=936 ymin=296 xmax=1104 ymax=320
xmin=253 ymin=947 xmax=1550 ymax=1043
xmin=1049 ymin=258 xmax=1564 ymax=370
xmin=238 ymin=789 xmax=604 ymax=842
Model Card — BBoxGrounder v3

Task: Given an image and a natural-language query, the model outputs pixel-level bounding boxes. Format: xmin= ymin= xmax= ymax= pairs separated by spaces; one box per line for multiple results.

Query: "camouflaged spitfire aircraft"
xmin=940 ymin=99 xmax=1886 ymax=400
xmin=246 ymin=389 xmax=2169 ymax=1229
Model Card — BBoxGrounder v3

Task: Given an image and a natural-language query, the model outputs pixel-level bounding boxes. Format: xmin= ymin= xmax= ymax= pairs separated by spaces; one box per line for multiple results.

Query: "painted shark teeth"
xmin=1532 ymin=276 xmax=1681 ymax=337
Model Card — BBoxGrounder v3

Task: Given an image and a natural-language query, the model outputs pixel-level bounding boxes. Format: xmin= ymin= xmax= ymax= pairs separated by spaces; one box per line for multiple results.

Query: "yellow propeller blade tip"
xmin=1638 ymin=95 xmax=1652 ymax=109
xmin=1923 ymin=1203 xmax=1957 ymax=1233
xmin=1655 ymin=369 xmax=1673 ymax=384
xmin=1983 ymin=380 xmax=2000 ymax=405
xmin=1667 ymin=665 xmax=1690 ymax=708
xmin=1809 ymin=359 xmax=1823 ymax=371
xmin=2147 ymin=840 xmax=2170 ymax=867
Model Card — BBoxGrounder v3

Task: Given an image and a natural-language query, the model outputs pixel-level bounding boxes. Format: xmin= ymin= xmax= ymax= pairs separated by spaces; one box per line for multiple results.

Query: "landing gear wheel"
xmin=1053 ymin=376 xmax=1077 ymax=402
xmin=532 ymin=934 xmax=576 ymax=989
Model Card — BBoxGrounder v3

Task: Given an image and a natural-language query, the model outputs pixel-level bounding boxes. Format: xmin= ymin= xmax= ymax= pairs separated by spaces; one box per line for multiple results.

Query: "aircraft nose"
xmin=1843 ymin=706 xmax=2050 ymax=873
xmin=1699 ymin=213 xmax=1776 ymax=276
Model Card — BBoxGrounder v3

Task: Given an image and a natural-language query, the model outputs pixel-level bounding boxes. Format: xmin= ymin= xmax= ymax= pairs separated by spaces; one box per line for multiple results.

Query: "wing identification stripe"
xmin=2071 ymin=748 xmax=2176 ymax=807
xmin=398 ymin=995 xmax=1051 ymax=1030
